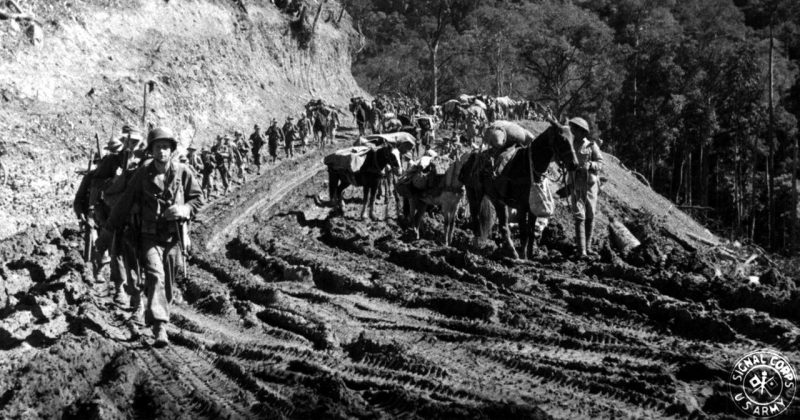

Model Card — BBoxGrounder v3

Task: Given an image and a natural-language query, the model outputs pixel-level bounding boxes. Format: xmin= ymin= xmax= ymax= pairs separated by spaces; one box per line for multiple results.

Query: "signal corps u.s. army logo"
xmin=730 ymin=349 xmax=796 ymax=418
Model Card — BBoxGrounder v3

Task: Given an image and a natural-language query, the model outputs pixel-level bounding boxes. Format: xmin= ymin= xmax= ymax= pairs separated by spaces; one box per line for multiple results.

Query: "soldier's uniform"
xmin=567 ymin=117 xmax=603 ymax=258
xmin=235 ymin=131 xmax=250 ymax=167
xmin=297 ymin=115 xmax=311 ymax=153
xmin=88 ymin=137 xmax=127 ymax=292
xmin=231 ymin=140 xmax=246 ymax=184
xmin=200 ymin=149 xmax=216 ymax=199
xmin=187 ymin=147 xmax=203 ymax=176
xmin=249 ymin=125 xmax=265 ymax=174
xmin=109 ymin=128 xmax=204 ymax=346
xmin=283 ymin=118 xmax=297 ymax=158
xmin=211 ymin=138 xmax=231 ymax=194
xmin=266 ymin=120 xmax=283 ymax=163
xmin=74 ymin=167 xmax=96 ymax=223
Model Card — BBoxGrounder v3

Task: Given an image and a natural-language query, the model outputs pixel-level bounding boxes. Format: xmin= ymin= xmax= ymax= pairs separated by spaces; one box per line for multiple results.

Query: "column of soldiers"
xmin=74 ymin=126 xmax=203 ymax=347
xmin=73 ymin=113 xmax=332 ymax=347
xmin=191 ymin=114 xmax=314 ymax=198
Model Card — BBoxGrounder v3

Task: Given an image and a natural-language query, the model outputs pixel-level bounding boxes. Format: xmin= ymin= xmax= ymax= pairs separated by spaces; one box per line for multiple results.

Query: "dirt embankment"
xmin=0 ymin=0 xmax=365 ymax=239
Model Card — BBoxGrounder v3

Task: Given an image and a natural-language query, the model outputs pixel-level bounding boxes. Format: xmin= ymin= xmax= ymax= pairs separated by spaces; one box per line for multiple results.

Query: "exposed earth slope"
xmin=1 ymin=1 xmax=799 ymax=419
xmin=0 ymin=0 xmax=364 ymax=238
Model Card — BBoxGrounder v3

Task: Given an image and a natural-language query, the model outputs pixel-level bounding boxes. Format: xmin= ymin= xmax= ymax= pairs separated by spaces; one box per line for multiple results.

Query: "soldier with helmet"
xmin=211 ymin=136 xmax=231 ymax=194
xmin=266 ymin=118 xmax=283 ymax=164
xmin=108 ymin=127 xmax=204 ymax=347
xmin=283 ymin=116 xmax=297 ymax=158
xmin=567 ymin=117 xmax=604 ymax=259
xmin=249 ymin=124 xmax=265 ymax=175
xmin=89 ymin=128 xmax=144 ymax=305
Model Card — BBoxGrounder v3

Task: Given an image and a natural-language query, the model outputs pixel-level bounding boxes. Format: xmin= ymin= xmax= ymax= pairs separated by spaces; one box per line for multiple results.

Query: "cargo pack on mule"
xmin=396 ymin=154 xmax=456 ymax=198
xmin=323 ymin=146 xmax=371 ymax=174
xmin=319 ymin=138 xmax=404 ymax=220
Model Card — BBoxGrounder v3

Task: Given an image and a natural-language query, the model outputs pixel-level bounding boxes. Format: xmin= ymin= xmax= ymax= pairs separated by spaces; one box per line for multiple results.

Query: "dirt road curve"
xmin=1 ymin=129 xmax=799 ymax=419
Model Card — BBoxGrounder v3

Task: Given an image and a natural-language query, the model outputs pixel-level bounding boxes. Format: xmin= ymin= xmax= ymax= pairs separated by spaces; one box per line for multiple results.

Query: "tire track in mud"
xmin=210 ymin=160 xmax=800 ymax=419
xmin=8 ymin=131 xmax=793 ymax=418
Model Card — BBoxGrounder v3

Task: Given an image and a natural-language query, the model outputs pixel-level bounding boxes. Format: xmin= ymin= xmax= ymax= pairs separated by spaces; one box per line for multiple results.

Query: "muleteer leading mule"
xmin=460 ymin=119 xmax=579 ymax=260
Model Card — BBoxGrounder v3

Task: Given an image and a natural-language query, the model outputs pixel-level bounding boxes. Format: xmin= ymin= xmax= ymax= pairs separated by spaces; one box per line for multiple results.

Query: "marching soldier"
xmin=567 ymin=117 xmax=604 ymax=259
xmin=211 ymin=136 xmax=231 ymax=194
xmin=283 ymin=116 xmax=297 ymax=158
xmin=249 ymin=124 xmax=265 ymax=175
xmin=200 ymin=147 xmax=216 ymax=199
xmin=297 ymin=114 xmax=312 ymax=154
xmin=266 ymin=119 xmax=283 ymax=164
xmin=108 ymin=127 xmax=204 ymax=347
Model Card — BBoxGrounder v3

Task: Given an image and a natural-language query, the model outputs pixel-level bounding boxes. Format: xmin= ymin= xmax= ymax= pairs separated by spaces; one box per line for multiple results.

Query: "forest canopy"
xmin=343 ymin=0 xmax=800 ymax=252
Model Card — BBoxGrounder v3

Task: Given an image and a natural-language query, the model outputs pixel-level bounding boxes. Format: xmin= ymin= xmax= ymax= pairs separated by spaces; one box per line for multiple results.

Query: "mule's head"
xmin=376 ymin=145 xmax=403 ymax=175
xmin=547 ymin=120 xmax=578 ymax=172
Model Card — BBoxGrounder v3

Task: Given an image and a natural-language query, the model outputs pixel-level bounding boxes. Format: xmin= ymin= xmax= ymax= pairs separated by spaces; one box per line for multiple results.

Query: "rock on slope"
xmin=0 ymin=0 xmax=365 ymax=239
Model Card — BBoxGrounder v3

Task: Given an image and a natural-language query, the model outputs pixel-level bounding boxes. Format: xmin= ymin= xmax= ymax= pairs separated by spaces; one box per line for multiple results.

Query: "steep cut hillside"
xmin=0 ymin=0 xmax=365 ymax=239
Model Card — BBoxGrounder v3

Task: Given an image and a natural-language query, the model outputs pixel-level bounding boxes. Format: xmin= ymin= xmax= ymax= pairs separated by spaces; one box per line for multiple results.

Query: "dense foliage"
xmin=343 ymin=0 xmax=800 ymax=252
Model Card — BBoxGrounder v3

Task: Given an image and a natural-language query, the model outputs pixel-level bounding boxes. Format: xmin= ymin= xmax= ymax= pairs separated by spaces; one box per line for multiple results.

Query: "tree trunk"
xmin=734 ymin=135 xmax=741 ymax=235
xmin=699 ymin=143 xmax=707 ymax=206
xmin=792 ymin=133 xmax=798 ymax=251
xmin=431 ymin=43 xmax=439 ymax=108
xmin=767 ymin=20 xmax=775 ymax=248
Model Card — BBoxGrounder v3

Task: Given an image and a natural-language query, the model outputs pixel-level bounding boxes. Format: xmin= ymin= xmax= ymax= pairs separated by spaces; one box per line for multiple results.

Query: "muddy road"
xmin=1 ymin=129 xmax=799 ymax=419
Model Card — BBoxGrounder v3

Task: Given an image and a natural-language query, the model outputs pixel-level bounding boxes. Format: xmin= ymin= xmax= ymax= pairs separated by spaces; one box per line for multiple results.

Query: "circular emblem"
xmin=730 ymin=349 xmax=796 ymax=418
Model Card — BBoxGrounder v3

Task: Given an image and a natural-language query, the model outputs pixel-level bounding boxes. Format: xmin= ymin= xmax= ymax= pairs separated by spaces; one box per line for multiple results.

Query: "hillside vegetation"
xmin=344 ymin=0 xmax=800 ymax=252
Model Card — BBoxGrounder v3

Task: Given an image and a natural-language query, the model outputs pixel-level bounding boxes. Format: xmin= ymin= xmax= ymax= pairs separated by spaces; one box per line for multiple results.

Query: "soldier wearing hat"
xmin=282 ymin=116 xmax=297 ymax=158
xmin=249 ymin=124 xmax=265 ymax=175
xmin=567 ymin=117 xmax=604 ymax=259
xmin=211 ymin=136 xmax=231 ymax=194
xmin=297 ymin=114 xmax=311 ymax=154
xmin=199 ymin=147 xmax=216 ymax=199
xmin=265 ymin=119 xmax=283 ymax=164
xmin=88 ymin=133 xmax=134 ymax=289
xmin=229 ymin=135 xmax=247 ymax=184
xmin=108 ymin=127 xmax=204 ymax=347
xmin=186 ymin=146 xmax=203 ymax=176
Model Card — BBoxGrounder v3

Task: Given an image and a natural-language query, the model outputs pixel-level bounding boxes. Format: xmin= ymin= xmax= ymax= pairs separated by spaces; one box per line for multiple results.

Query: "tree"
xmin=516 ymin=2 xmax=621 ymax=120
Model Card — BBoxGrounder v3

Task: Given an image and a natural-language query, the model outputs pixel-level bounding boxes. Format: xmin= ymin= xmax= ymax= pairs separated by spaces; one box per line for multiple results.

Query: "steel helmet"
xmin=568 ymin=117 xmax=590 ymax=133
xmin=146 ymin=127 xmax=177 ymax=151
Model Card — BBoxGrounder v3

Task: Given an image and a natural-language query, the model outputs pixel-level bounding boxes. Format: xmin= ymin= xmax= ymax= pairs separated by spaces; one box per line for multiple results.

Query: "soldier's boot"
xmin=153 ymin=321 xmax=169 ymax=347
xmin=131 ymin=304 xmax=145 ymax=326
xmin=130 ymin=291 xmax=145 ymax=326
xmin=113 ymin=283 xmax=127 ymax=306
xmin=585 ymin=218 xmax=599 ymax=257
xmin=574 ymin=220 xmax=587 ymax=259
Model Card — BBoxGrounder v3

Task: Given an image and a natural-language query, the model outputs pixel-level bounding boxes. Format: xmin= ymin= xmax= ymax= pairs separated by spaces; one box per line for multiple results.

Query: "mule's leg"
xmin=466 ymin=187 xmax=480 ymax=240
xmin=527 ymin=214 xmax=538 ymax=259
xmin=336 ymin=179 xmax=349 ymax=214
xmin=360 ymin=185 xmax=369 ymax=220
xmin=407 ymin=199 xmax=419 ymax=239
xmin=443 ymin=201 xmax=455 ymax=246
xmin=368 ymin=182 xmax=378 ymax=220
xmin=327 ymin=171 xmax=338 ymax=209
xmin=519 ymin=211 xmax=529 ymax=260
xmin=496 ymin=202 xmax=519 ymax=259
xmin=413 ymin=201 xmax=427 ymax=241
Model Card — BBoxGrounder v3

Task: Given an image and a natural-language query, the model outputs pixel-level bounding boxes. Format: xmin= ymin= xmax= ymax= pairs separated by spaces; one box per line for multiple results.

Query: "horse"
xmin=317 ymin=144 xmax=403 ymax=220
xmin=313 ymin=108 xmax=338 ymax=148
xmin=461 ymin=121 xmax=578 ymax=259
xmin=399 ymin=152 xmax=470 ymax=246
